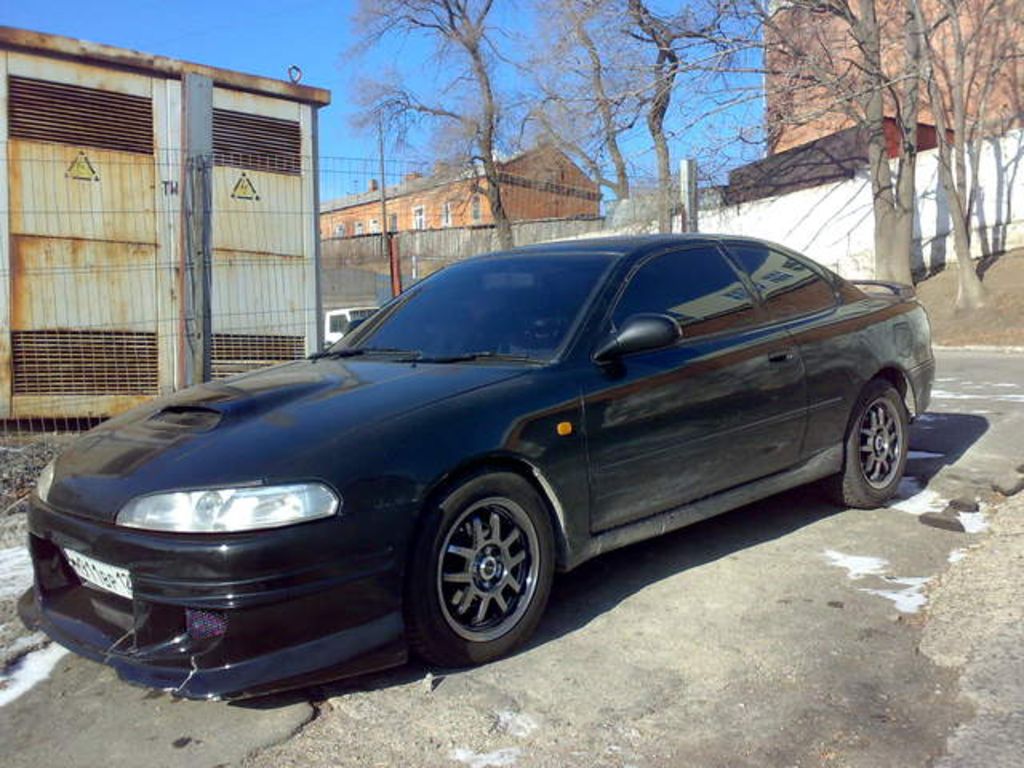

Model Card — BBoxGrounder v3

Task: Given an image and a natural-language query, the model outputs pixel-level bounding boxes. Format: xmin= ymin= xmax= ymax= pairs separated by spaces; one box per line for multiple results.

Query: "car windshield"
xmin=338 ymin=252 xmax=614 ymax=362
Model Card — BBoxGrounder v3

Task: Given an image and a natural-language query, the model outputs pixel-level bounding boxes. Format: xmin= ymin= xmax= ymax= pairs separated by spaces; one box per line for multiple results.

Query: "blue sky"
xmin=1 ymin=1 xmax=764 ymax=187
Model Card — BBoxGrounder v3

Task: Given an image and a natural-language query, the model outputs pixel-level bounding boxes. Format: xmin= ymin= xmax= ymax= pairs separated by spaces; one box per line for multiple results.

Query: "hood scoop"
xmin=148 ymin=405 xmax=223 ymax=431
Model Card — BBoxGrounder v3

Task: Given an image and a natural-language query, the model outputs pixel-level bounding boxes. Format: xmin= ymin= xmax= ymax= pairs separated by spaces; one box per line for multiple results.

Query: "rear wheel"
xmin=830 ymin=378 xmax=908 ymax=508
xmin=405 ymin=472 xmax=554 ymax=668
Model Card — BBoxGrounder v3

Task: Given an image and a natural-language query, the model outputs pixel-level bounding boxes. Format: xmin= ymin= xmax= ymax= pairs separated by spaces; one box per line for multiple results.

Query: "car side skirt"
xmin=564 ymin=444 xmax=843 ymax=571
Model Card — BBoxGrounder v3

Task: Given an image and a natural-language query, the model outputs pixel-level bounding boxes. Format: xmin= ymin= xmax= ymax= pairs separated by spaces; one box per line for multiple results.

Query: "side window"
xmin=728 ymin=244 xmax=836 ymax=321
xmin=612 ymin=247 xmax=758 ymax=338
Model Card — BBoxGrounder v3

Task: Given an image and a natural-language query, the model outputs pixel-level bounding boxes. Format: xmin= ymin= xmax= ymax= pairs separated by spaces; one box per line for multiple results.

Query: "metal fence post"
xmin=183 ymin=73 xmax=213 ymax=386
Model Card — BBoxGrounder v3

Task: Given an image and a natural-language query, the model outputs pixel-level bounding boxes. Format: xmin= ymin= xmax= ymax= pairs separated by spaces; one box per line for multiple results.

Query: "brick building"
xmin=320 ymin=145 xmax=600 ymax=239
xmin=764 ymin=0 xmax=1022 ymax=156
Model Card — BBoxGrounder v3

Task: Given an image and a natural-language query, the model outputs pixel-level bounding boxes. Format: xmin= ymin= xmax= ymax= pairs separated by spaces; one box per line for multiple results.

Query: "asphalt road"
xmin=1 ymin=348 xmax=1022 ymax=768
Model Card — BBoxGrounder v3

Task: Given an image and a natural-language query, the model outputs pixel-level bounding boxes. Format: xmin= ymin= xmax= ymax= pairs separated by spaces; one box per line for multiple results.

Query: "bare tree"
xmin=355 ymin=0 xmax=516 ymax=249
xmin=751 ymin=0 xmax=922 ymax=285
xmin=528 ymin=0 xmax=638 ymax=201
xmin=910 ymin=0 xmax=1022 ymax=309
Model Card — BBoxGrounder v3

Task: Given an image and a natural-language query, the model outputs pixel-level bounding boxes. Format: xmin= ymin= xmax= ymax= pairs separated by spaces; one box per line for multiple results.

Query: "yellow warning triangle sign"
xmin=66 ymin=152 xmax=99 ymax=182
xmin=231 ymin=173 xmax=260 ymax=201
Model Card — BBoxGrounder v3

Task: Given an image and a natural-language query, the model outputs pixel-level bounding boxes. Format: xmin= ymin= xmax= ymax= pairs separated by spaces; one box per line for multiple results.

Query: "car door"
xmin=581 ymin=245 xmax=808 ymax=533
xmin=722 ymin=242 xmax=847 ymax=460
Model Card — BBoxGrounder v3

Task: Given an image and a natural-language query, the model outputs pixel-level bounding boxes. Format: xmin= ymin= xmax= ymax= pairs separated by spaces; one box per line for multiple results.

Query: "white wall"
xmin=700 ymin=128 xmax=1024 ymax=279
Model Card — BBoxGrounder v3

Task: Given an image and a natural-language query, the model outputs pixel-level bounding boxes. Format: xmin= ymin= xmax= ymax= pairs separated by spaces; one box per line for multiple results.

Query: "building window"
xmin=333 ymin=223 xmax=346 ymax=238
xmin=388 ymin=213 xmax=398 ymax=232
xmin=412 ymin=206 xmax=426 ymax=230
xmin=369 ymin=218 xmax=380 ymax=234
xmin=442 ymin=201 xmax=453 ymax=228
xmin=354 ymin=221 xmax=364 ymax=235
xmin=471 ymin=195 xmax=482 ymax=223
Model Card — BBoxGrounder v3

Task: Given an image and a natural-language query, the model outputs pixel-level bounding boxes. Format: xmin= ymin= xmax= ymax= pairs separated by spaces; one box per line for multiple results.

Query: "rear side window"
xmin=727 ymin=244 xmax=836 ymax=321
xmin=612 ymin=247 xmax=758 ymax=338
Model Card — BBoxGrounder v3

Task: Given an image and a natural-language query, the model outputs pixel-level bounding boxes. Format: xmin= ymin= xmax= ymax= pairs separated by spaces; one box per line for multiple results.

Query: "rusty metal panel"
xmin=0 ymin=52 xmax=11 ymax=418
xmin=210 ymin=248 xmax=308 ymax=334
xmin=8 ymin=76 xmax=154 ymax=154
xmin=208 ymin=88 xmax=314 ymax=364
xmin=9 ymin=140 xmax=157 ymax=243
xmin=211 ymin=167 xmax=303 ymax=255
xmin=9 ymin=235 xmax=158 ymax=330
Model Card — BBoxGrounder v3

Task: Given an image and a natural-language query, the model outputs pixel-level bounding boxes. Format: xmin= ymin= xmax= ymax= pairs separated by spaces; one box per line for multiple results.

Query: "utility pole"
xmin=182 ymin=73 xmax=213 ymax=386
xmin=377 ymin=115 xmax=401 ymax=297
xmin=680 ymin=158 xmax=698 ymax=233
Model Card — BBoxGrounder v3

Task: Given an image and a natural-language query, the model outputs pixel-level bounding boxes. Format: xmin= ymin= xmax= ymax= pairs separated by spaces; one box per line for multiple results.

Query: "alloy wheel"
xmin=858 ymin=397 xmax=904 ymax=488
xmin=437 ymin=497 xmax=540 ymax=642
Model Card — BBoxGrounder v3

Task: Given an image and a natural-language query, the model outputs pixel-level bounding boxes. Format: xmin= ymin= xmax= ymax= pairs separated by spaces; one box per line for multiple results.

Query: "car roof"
xmin=506 ymin=234 xmax=721 ymax=260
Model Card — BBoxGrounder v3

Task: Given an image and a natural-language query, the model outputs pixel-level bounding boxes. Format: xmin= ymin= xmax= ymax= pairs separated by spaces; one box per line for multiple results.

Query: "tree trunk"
xmin=857 ymin=0 xmax=906 ymax=283
xmin=578 ymin=16 xmax=630 ymax=199
xmin=468 ymin=37 xmax=514 ymax=250
xmin=911 ymin=0 xmax=986 ymax=309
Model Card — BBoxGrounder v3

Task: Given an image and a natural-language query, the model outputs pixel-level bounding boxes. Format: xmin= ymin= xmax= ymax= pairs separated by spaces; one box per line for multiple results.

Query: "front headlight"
xmin=36 ymin=461 xmax=56 ymax=503
xmin=117 ymin=483 xmax=340 ymax=533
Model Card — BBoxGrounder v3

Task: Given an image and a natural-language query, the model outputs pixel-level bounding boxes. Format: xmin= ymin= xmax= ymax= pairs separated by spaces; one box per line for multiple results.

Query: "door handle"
xmin=768 ymin=351 xmax=795 ymax=364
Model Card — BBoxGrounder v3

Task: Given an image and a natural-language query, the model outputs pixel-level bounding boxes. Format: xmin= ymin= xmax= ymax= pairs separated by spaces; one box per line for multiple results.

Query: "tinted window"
xmin=348 ymin=253 xmax=614 ymax=361
xmin=728 ymin=244 xmax=836 ymax=321
xmin=612 ymin=247 xmax=757 ymax=337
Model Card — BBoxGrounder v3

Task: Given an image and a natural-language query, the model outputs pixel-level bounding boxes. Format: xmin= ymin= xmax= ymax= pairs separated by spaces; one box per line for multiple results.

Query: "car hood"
xmin=45 ymin=359 xmax=528 ymax=522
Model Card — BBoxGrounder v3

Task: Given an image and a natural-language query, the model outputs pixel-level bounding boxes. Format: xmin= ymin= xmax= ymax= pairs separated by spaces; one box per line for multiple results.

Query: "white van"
xmin=324 ymin=306 xmax=378 ymax=345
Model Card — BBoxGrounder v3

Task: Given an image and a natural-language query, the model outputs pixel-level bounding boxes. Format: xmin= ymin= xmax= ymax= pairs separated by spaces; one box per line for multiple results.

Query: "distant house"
xmin=320 ymin=146 xmax=600 ymax=239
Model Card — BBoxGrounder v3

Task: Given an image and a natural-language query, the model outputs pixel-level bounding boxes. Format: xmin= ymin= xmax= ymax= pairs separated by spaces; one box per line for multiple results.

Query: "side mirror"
xmin=592 ymin=313 xmax=681 ymax=364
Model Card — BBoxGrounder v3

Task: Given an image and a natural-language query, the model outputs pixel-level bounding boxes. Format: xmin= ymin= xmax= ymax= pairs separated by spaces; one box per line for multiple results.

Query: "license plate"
xmin=63 ymin=548 xmax=133 ymax=600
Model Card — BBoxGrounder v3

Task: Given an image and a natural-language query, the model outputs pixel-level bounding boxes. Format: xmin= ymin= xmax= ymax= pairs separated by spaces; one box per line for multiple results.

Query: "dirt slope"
xmin=915 ymin=250 xmax=1024 ymax=347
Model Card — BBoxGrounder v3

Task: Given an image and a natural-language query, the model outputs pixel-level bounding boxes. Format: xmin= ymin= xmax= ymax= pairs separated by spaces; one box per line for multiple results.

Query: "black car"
xmin=20 ymin=235 xmax=934 ymax=699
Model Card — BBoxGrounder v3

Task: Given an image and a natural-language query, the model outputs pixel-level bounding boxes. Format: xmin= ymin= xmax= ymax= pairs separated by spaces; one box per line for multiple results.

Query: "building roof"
xmin=320 ymin=145 xmax=594 ymax=213
xmin=321 ymin=164 xmax=478 ymax=213
xmin=0 ymin=26 xmax=331 ymax=106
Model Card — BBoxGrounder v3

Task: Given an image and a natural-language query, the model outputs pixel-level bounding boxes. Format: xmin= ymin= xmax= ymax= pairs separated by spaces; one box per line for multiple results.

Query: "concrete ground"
xmin=1 ymin=348 xmax=1022 ymax=768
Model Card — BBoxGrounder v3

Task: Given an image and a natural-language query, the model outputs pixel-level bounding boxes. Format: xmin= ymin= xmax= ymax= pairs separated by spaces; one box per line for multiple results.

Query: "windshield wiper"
xmin=309 ymin=347 xmax=422 ymax=361
xmin=415 ymin=351 xmax=540 ymax=364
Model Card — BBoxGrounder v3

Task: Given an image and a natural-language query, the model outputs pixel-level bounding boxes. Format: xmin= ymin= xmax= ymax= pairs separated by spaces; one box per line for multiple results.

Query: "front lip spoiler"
xmin=19 ymin=587 xmax=406 ymax=700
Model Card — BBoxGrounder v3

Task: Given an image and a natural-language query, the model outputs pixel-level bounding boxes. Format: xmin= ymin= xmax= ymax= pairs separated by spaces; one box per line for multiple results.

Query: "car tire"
xmin=830 ymin=378 xmax=909 ymax=508
xmin=405 ymin=471 xmax=555 ymax=668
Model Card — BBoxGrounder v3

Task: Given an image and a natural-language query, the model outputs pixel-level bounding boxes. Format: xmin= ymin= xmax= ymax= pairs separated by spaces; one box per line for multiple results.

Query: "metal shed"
xmin=0 ymin=27 xmax=330 ymax=421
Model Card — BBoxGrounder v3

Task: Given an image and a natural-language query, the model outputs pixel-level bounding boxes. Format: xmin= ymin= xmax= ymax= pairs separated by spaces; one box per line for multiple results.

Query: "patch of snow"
xmin=931 ymin=389 xmax=1024 ymax=403
xmin=958 ymin=512 xmax=989 ymax=534
xmin=947 ymin=548 xmax=967 ymax=563
xmin=889 ymin=478 xmax=946 ymax=516
xmin=990 ymin=383 xmax=1021 ymax=388
xmin=822 ymin=550 xmax=889 ymax=580
xmin=0 ymin=546 xmax=33 ymax=600
xmin=2 ymin=632 xmax=46 ymax=660
xmin=450 ymin=747 xmax=522 ymax=768
xmin=495 ymin=710 xmax=539 ymax=738
xmin=0 ymin=642 xmax=68 ymax=707
xmin=860 ymin=576 xmax=930 ymax=614
xmin=908 ymin=450 xmax=944 ymax=460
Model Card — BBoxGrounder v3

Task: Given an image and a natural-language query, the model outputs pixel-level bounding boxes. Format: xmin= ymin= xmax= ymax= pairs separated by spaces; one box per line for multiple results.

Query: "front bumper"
xmin=19 ymin=499 xmax=408 ymax=699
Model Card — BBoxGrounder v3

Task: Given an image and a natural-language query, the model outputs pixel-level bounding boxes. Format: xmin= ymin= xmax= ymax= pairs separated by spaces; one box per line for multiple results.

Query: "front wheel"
xmin=830 ymin=378 xmax=909 ymax=508
xmin=405 ymin=472 xmax=555 ymax=668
